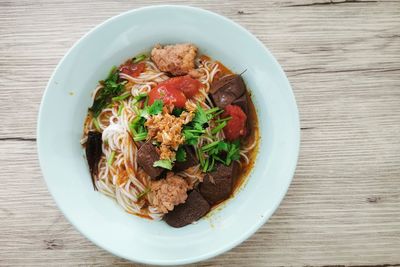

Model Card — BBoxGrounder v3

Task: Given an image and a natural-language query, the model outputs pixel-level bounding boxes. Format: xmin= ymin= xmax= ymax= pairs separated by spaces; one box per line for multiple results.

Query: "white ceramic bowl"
xmin=37 ymin=5 xmax=299 ymax=265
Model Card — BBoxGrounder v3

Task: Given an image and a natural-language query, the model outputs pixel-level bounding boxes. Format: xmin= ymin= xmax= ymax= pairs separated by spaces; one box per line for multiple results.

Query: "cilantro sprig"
xmin=198 ymin=140 xmax=241 ymax=172
xmin=129 ymin=116 xmax=147 ymax=141
xmin=176 ymin=146 xmax=187 ymax=162
xmin=183 ymin=104 xmax=221 ymax=145
xmin=90 ymin=66 xmax=125 ymax=117
xmin=153 ymin=159 xmax=173 ymax=170
xmin=147 ymin=99 xmax=163 ymax=116
xmin=180 ymin=104 xmax=240 ymax=172
xmin=129 ymin=99 xmax=163 ymax=141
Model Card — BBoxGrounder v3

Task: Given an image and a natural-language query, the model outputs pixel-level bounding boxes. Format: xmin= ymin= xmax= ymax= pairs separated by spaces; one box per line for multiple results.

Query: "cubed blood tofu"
xmin=136 ymin=141 xmax=164 ymax=179
xmin=199 ymin=163 xmax=238 ymax=205
xmin=164 ymin=190 xmax=210 ymax=228
xmin=174 ymin=146 xmax=198 ymax=172
xmin=210 ymin=74 xmax=246 ymax=109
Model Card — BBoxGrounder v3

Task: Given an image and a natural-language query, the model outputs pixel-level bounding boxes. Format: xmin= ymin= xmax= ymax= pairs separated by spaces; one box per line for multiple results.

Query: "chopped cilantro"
xmin=90 ymin=66 xmax=125 ymax=117
xmin=129 ymin=116 xmax=147 ymax=141
xmin=132 ymin=54 xmax=147 ymax=63
xmin=176 ymin=147 xmax=187 ymax=162
xmin=172 ymin=107 xmax=184 ymax=117
xmin=183 ymin=128 xmax=205 ymax=145
xmin=132 ymin=93 xmax=147 ymax=105
xmin=136 ymin=188 xmax=150 ymax=199
xmin=93 ymin=117 xmax=101 ymax=131
xmin=183 ymin=104 xmax=220 ymax=146
xmin=201 ymin=141 xmax=220 ymax=152
xmin=193 ymin=105 xmax=208 ymax=124
xmin=153 ymin=159 xmax=173 ymax=170
xmin=112 ymin=92 xmax=130 ymax=101
xmin=133 ymin=132 xmax=147 ymax=141
xmin=198 ymin=140 xmax=241 ymax=171
xmin=117 ymin=102 xmax=124 ymax=116
xmin=107 ymin=151 xmax=116 ymax=166
xmin=225 ymin=140 xmax=241 ymax=165
xmin=147 ymin=99 xmax=163 ymax=115
xmin=211 ymin=121 xmax=227 ymax=135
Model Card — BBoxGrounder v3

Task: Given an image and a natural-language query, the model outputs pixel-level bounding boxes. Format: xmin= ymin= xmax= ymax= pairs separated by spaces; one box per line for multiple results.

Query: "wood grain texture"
xmin=0 ymin=0 xmax=399 ymax=266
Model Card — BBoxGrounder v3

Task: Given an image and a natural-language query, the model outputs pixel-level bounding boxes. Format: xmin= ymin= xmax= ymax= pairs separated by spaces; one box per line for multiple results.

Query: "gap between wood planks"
xmin=285 ymin=67 xmax=400 ymax=77
xmin=0 ymin=137 xmax=36 ymax=142
xmin=309 ymin=264 xmax=400 ymax=267
xmin=284 ymin=0 xmax=378 ymax=8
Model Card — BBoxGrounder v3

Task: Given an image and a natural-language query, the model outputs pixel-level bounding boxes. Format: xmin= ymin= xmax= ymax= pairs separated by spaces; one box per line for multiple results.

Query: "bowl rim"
xmin=37 ymin=5 xmax=300 ymax=265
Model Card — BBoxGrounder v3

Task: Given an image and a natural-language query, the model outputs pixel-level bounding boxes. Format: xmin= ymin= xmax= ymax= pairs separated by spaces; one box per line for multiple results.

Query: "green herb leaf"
xmin=176 ymin=147 xmax=187 ymax=162
xmin=117 ymin=103 xmax=124 ymax=116
xmin=201 ymin=141 xmax=220 ymax=152
xmin=195 ymin=147 xmax=205 ymax=166
xmin=193 ymin=104 xmax=208 ymax=125
xmin=132 ymin=54 xmax=146 ymax=63
xmin=147 ymin=99 xmax=163 ymax=115
xmin=112 ymin=92 xmax=130 ymax=101
xmin=93 ymin=117 xmax=101 ymax=131
xmin=211 ymin=121 xmax=227 ymax=135
xmin=202 ymin=157 xmax=210 ymax=172
xmin=172 ymin=107 xmax=184 ymax=117
xmin=226 ymin=140 xmax=241 ymax=165
xmin=153 ymin=159 xmax=173 ymax=170
xmin=208 ymin=157 xmax=215 ymax=172
xmin=182 ymin=104 xmax=215 ymax=146
xmin=133 ymin=131 xmax=147 ymax=141
xmin=183 ymin=128 xmax=204 ymax=145
xmin=129 ymin=116 xmax=148 ymax=141
xmin=215 ymin=116 xmax=232 ymax=123
xmin=107 ymin=151 xmax=116 ymax=166
xmin=90 ymin=66 xmax=125 ymax=117
xmin=198 ymin=139 xmax=240 ymax=171
xmin=131 ymin=93 xmax=147 ymax=106
xmin=136 ymin=188 xmax=150 ymax=199
xmin=107 ymin=66 xmax=118 ymax=80
xmin=205 ymin=107 xmax=220 ymax=115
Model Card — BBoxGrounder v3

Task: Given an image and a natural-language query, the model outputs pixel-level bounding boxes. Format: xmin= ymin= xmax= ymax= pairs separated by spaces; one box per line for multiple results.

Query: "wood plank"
xmin=0 ymin=0 xmax=399 ymax=266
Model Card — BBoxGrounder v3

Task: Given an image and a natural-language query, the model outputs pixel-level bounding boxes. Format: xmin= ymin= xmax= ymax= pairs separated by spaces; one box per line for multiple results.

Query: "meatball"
xmin=151 ymin=43 xmax=197 ymax=76
xmin=150 ymin=174 xmax=189 ymax=214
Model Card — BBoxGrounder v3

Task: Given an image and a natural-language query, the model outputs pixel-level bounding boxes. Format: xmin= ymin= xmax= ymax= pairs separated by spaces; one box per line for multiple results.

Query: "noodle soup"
xmin=82 ymin=43 xmax=259 ymax=227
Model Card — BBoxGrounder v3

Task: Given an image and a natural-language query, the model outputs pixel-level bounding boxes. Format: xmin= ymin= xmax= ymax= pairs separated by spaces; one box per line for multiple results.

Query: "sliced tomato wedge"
xmin=148 ymin=85 xmax=187 ymax=108
xmin=158 ymin=75 xmax=202 ymax=98
xmin=119 ymin=61 xmax=145 ymax=77
xmin=222 ymin=104 xmax=247 ymax=141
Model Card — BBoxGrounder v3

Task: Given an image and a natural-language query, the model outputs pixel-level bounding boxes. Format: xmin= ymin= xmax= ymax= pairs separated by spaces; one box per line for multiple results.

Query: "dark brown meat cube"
xmin=137 ymin=141 xmax=164 ymax=179
xmin=210 ymin=74 xmax=246 ymax=108
xmin=135 ymin=141 xmax=145 ymax=148
xmin=164 ymin=190 xmax=210 ymax=228
xmin=85 ymin=131 xmax=103 ymax=190
xmin=174 ymin=146 xmax=198 ymax=172
xmin=199 ymin=163 xmax=238 ymax=205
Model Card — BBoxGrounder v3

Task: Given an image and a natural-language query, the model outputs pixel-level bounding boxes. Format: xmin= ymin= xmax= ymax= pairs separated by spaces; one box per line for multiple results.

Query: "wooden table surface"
xmin=1 ymin=0 xmax=400 ymax=266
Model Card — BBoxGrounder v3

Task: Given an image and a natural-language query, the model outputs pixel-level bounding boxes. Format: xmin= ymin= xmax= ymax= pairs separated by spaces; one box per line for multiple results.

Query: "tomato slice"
xmin=222 ymin=104 xmax=247 ymax=141
xmin=148 ymin=75 xmax=202 ymax=108
xmin=158 ymin=75 xmax=202 ymax=98
xmin=148 ymin=85 xmax=187 ymax=108
xmin=119 ymin=61 xmax=145 ymax=77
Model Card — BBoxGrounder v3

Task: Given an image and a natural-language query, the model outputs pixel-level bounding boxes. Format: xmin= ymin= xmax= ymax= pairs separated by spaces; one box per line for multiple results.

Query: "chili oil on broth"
xmin=82 ymin=50 xmax=259 ymax=222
